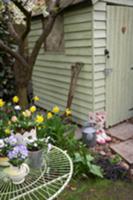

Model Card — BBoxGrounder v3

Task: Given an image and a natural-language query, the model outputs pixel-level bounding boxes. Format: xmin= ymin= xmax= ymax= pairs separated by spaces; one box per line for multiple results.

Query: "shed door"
xmin=106 ymin=6 xmax=133 ymax=126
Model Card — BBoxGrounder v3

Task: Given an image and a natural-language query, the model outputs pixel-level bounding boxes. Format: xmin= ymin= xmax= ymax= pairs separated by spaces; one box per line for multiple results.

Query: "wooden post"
xmin=66 ymin=62 xmax=84 ymax=109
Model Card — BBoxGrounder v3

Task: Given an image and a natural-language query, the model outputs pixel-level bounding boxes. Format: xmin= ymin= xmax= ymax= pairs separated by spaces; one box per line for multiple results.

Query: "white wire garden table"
xmin=0 ymin=146 xmax=73 ymax=200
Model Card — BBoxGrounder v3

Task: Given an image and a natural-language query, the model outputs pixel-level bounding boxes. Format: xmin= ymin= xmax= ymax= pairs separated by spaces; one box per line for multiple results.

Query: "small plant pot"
xmin=28 ymin=149 xmax=44 ymax=169
xmin=0 ymin=157 xmax=10 ymax=167
xmin=4 ymin=163 xmax=30 ymax=185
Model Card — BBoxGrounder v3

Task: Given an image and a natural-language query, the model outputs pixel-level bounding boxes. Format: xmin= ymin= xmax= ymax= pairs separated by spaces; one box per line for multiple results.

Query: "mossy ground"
xmin=59 ymin=178 xmax=133 ymax=200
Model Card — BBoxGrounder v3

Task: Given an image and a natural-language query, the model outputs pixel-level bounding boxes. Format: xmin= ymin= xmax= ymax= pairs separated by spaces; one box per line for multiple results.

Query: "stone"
xmin=120 ymin=162 xmax=130 ymax=170
xmin=108 ymin=123 xmax=133 ymax=141
xmin=99 ymin=151 xmax=106 ymax=156
xmin=111 ymin=139 xmax=133 ymax=165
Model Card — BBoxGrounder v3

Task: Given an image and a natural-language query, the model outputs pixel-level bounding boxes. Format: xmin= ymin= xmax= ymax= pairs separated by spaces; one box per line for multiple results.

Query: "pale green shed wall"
xmin=29 ymin=5 xmax=93 ymax=124
xmin=92 ymin=1 xmax=106 ymax=112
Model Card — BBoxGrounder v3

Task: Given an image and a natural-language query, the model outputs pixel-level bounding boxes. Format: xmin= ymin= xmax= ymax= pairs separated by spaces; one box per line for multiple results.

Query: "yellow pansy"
xmin=12 ymin=96 xmax=19 ymax=103
xmin=30 ymin=106 xmax=36 ymax=113
xmin=35 ymin=115 xmax=44 ymax=123
xmin=52 ymin=106 xmax=60 ymax=114
xmin=65 ymin=108 xmax=72 ymax=116
xmin=5 ymin=128 xmax=10 ymax=135
xmin=33 ymin=96 xmax=40 ymax=101
xmin=0 ymin=99 xmax=5 ymax=107
xmin=47 ymin=112 xmax=53 ymax=119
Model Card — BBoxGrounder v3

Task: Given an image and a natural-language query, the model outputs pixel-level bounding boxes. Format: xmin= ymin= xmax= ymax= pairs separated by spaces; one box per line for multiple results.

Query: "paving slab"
xmin=108 ymin=123 xmax=133 ymax=141
xmin=110 ymin=139 xmax=133 ymax=165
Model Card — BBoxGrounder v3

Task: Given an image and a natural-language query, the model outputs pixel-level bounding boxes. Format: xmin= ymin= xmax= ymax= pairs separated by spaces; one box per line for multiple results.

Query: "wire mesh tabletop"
xmin=0 ymin=146 xmax=73 ymax=200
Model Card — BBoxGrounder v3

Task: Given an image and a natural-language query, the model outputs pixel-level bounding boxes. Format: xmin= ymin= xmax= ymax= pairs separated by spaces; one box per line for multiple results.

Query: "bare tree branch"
xmin=13 ymin=0 xmax=32 ymax=41
xmin=13 ymin=0 xmax=30 ymax=18
xmin=0 ymin=39 xmax=30 ymax=69
xmin=21 ymin=11 xmax=32 ymax=41
xmin=29 ymin=14 xmax=57 ymax=68
xmin=4 ymin=4 xmax=20 ymax=43
xmin=29 ymin=0 xmax=62 ymax=68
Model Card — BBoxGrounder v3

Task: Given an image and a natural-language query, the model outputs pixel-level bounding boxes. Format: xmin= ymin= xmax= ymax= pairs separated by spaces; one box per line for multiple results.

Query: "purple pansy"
xmin=8 ymin=144 xmax=28 ymax=160
xmin=7 ymin=135 xmax=17 ymax=146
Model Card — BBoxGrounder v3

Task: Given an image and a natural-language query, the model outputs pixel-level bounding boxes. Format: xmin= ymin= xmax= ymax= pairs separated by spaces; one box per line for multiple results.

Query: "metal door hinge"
xmin=104 ymin=49 xmax=110 ymax=58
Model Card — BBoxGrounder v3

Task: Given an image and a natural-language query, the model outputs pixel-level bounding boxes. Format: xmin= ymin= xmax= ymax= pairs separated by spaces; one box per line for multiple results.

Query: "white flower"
xmin=23 ymin=129 xmax=37 ymax=144
xmin=45 ymin=136 xmax=50 ymax=143
xmin=34 ymin=143 xmax=38 ymax=147
xmin=14 ymin=105 xmax=21 ymax=111
xmin=47 ymin=143 xmax=52 ymax=153
xmin=0 ymin=139 xmax=5 ymax=148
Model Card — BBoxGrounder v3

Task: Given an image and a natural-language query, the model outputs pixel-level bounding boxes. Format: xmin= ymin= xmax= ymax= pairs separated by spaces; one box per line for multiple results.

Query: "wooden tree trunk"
xmin=17 ymin=86 xmax=28 ymax=109
xmin=13 ymin=61 xmax=31 ymax=109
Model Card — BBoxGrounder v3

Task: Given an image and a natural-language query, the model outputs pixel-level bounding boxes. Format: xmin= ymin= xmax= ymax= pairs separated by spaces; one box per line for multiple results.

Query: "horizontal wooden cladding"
xmin=31 ymin=22 xmax=42 ymax=31
xmin=29 ymin=38 xmax=92 ymax=49
xmin=64 ymin=13 xmax=92 ymax=25
xmin=102 ymin=0 xmax=133 ymax=6
xmin=94 ymin=30 xmax=106 ymax=39
xmin=93 ymin=39 xmax=106 ymax=48
xmin=65 ymin=47 xmax=92 ymax=56
xmin=94 ymin=56 xmax=106 ymax=64
xmin=93 ymin=11 xmax=106 ymax=21
xmin=32 ymin=77 xmax=93 ymax=95
xmin=29 ymin=29 xmax=42 ymax=37
xmin=36 ymin=54 xmax=92 ymax=64
xmin=33 ymin=88 xmax=93 ymax=111
xmin=94 ymin=64 xmax=105 ymax=72
xmin=94 ymin=21 xmax=106 ymax=30
xmin=33 ymin=83 xmax=92 ymax=104
xmin=65 ymin=39 xmax=92 ymax=48
xmin=64 ymin=6 xmax=92 ymax=17
xmin=35 ymin=60 xmax=92 ymax=71
xmin=95 ymin=87 xmax=105 ymax=95
xmin=33 ymin=71 xmax=92 ymax=86
xmin=65 ymin=31 xmax=92 ymax=40
xmin=93 ymin=2 xmax=106 ymax=11
xmin=94 ymin=47 xmax=105 ymax=56
xmin=33 ymin=66 xmax=92 ymax=80
xmin=32 ymin=73 xmax=93 ymax=88
xmin=94 ymin=79 xmax=105 ymax=88
xmin=30 ymin=43 xmax=92 ymax=57
xmin=94 ymin=72 xmax=105 ymax=80
xmin=95 ymin=101 xmax=105 ymax=110
xmin=94 ymin=94 xmax=105 ymax=103
xmin=64 ymin=22 xmax=92 ymax=33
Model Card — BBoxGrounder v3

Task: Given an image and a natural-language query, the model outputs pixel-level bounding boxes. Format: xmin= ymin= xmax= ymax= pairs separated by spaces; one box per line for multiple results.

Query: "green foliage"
xmin=110 ymin=154 xmax=122 ymax=165
xmin=0 ymin=19 xmax=16 ymax=101
xmin=43 ymin=115 xmax=103 ymax=178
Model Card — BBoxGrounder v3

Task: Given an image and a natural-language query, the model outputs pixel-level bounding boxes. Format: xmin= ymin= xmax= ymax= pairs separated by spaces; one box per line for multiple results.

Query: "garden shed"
xmin=29 ymin=0 xmax=133 ymax=126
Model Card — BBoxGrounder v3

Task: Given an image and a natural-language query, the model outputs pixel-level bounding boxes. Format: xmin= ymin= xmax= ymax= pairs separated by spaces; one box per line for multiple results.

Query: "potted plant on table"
xmin=24 ymin=131 xmax=46 ymax=169
xmin=4 ymin=142 xmax=29 ymax=185
xmin=0 ymin=134 xmax=17 ymax=166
